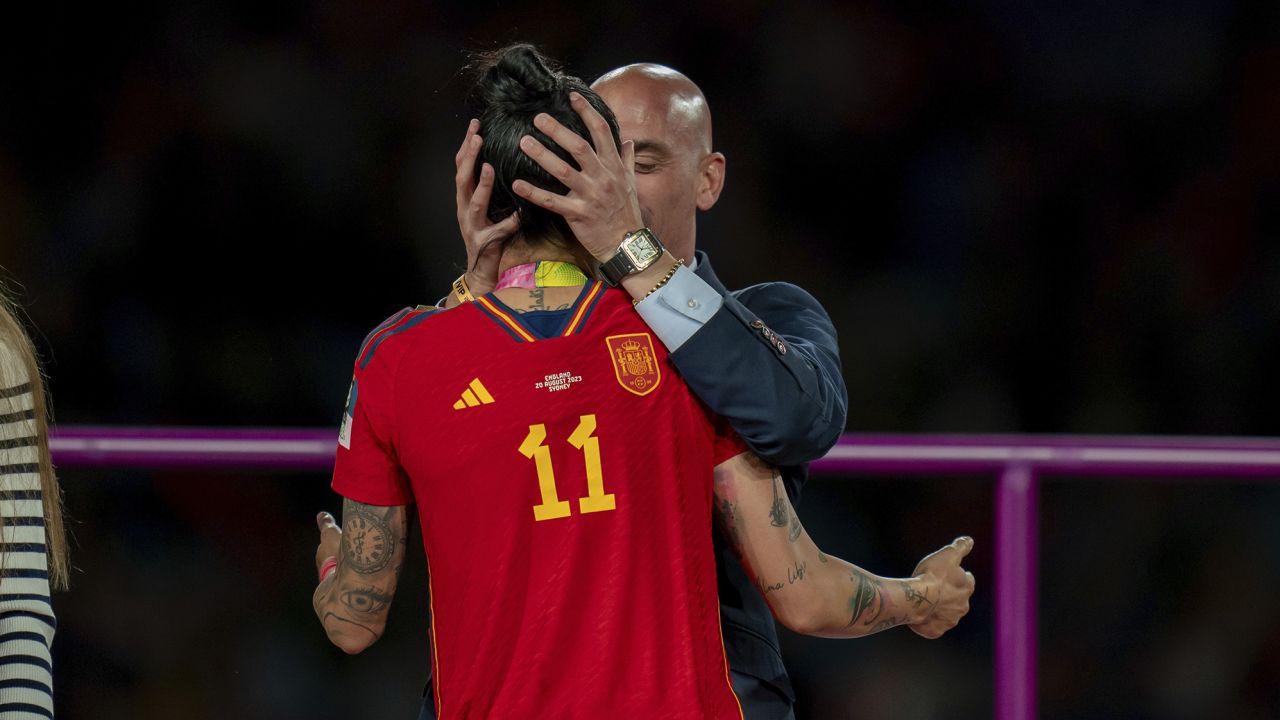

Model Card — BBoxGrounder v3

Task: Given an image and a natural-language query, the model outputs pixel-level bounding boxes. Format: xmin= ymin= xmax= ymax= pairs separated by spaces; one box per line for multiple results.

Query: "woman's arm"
xmin=312 ymin=499 xmax=410 ymax=654
xmin=712 ymin=452 xmax=975 ymax=639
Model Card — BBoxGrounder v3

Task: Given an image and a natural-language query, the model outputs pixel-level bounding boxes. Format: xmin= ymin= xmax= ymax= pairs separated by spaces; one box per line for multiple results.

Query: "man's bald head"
xmin=586 ymin=63 xmax=726 ymax=262
xmin=592 ymin=63 xmax=713 ymax=155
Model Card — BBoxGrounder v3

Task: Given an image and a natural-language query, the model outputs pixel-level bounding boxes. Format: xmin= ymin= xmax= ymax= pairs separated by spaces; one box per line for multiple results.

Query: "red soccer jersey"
xmin=332 ymin=280 xmax=746 ymax=720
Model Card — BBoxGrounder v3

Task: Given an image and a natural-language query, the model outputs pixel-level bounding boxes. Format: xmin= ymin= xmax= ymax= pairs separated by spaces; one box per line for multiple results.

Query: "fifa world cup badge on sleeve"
xmin=606 ymin=333 xmax=661 ymax=396
xmin=338 ymin=377 xmax=357 ymax=449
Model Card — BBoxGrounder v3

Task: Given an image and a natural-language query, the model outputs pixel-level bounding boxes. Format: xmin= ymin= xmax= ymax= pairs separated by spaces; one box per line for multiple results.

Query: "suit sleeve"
xmin=667 ymin=282 xmax=847 ymax=468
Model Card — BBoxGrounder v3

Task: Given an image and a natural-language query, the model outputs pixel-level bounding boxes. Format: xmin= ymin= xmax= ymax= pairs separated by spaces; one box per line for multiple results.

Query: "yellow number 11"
xmin=518 ymin=414 xmax=616 ymax=522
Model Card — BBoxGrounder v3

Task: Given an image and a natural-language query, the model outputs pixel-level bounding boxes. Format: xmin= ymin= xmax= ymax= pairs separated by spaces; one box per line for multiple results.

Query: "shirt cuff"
xmin=634 ymin=264 xmax=724 ymax=351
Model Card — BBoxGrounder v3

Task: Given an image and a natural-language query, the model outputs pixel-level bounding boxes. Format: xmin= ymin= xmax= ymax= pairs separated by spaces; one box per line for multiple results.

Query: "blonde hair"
xmin=0 ymin=281 xmax=68 ymax=590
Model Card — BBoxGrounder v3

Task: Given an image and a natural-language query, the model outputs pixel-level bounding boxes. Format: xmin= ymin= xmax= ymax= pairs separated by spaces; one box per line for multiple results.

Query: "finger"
xmin=568 ymin=91 xmax=621 ymax=166
xmin=316 ymin=512 xmax=337 ymax=531
xmin=530 ymin=111 xmax=603 ymax=175
xmin=951 ymin=536 xmax=974 ymax=559
xmin=468 ymin=163 xmax=497 ymax=221
xmin=487 ymin=210 xmax=521 ymax=240
xmin=455 ymin=132 xmax=484 ymax=201
xmin=621 ymin=139 xmax=636 ymax=181
xmin=519 ymin=135 xmax=587 ymax=191
xmin=512 ymin=178 xmax=581 ymax=218
xmin=454 ymin=118 xmax=479 ymax=166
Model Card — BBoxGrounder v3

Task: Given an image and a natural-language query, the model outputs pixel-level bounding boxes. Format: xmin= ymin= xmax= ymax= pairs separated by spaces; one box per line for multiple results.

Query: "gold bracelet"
xmin=633 ymin=258 xmax=685 ymax=306
xmin=452 ymin=274 xmax=476 ymax=304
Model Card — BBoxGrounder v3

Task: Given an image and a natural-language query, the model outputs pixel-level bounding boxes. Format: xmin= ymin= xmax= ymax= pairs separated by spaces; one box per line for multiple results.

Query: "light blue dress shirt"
xmin=634 ymin=258 xmax=724 ymax=351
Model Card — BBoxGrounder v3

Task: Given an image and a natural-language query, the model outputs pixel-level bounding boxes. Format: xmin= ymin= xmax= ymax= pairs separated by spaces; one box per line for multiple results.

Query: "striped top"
xmin=0 ymin=339 xmax=55 ymax=719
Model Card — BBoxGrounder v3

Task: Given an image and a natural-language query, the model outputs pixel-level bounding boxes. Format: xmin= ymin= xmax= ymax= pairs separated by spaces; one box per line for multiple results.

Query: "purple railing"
xmin=48 ymin=427 xmax=1280 ymax=720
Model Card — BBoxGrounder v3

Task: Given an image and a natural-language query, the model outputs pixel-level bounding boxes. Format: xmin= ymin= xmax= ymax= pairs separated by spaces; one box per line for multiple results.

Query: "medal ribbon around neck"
xmin=494 ymin=260 xmax=589 ymax=290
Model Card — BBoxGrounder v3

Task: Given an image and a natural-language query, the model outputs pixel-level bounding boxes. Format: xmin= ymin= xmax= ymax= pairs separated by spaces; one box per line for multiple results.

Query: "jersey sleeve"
xmin=331 ymin=310 xmax=415 ymax=506
xmin=710 ymin=411 xmax=750 ymax=466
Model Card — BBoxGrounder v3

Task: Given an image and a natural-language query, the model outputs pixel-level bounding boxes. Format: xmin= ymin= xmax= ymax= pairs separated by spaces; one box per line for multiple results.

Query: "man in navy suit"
xmin=448 ymin=63 xmax=846 ymax=720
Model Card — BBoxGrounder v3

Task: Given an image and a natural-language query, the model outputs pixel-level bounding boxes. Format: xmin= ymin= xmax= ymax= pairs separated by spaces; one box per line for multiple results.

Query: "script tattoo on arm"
xmin=787 ymin=561 xmax=807 ymax=584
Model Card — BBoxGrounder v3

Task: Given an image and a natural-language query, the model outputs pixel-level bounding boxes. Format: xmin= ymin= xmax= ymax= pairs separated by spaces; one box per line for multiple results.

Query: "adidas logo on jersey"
xmin=453 ymin=378 xmax=495 ymax=410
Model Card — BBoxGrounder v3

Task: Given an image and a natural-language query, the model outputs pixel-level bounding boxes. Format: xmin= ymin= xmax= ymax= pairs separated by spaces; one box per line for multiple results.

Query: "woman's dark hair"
xmin=470 ymin=43 xmax=622 ymax=250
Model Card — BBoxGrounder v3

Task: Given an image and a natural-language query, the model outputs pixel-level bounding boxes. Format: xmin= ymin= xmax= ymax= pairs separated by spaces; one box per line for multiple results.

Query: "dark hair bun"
xmin=465 ymin=43 xmax=622 ymax=252
xmin=476 ymin=43 xmax=561 ymax=108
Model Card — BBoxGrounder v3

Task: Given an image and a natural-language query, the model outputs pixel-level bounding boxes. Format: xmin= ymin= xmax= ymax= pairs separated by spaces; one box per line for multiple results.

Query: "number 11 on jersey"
xmin=519 ymin=414 xmax=616 ymax=522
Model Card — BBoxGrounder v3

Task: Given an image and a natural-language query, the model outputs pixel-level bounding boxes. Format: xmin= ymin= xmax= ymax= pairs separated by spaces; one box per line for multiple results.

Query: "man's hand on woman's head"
xmin=512 ymin=91 xmax=645 ymax=261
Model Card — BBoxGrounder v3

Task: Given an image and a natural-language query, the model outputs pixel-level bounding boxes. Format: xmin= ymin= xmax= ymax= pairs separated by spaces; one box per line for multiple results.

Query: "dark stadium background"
xmin=3 ymin=1 xmax=1279 ymax=718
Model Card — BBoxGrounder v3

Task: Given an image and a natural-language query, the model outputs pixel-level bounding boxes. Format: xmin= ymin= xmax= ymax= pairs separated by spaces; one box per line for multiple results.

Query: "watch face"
xmin=626 ymin=233 xmax=660 ymax=266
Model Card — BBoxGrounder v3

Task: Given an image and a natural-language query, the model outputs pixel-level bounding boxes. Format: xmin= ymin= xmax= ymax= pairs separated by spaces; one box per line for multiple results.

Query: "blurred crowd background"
xmin=2 ymin=1 xmax=1278 ymax=718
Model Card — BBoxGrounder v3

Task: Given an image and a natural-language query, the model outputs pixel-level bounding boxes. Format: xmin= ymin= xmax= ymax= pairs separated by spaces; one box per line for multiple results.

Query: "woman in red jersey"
xmin=311 ymin=44 xmax=974 ymax=720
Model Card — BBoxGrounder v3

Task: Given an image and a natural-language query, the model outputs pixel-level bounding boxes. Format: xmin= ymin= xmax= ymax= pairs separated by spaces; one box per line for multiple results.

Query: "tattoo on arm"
xmin=900 ymin=581 xmax=935 ymax=609
xmin=322 ymin=611 xmax=381 ymax=642
xmin=340 ymin=584 xmax=393 ymax=616
xmin=757 ymin=578 xmax=784 ymax=595
xmin=848 ymin=568 xmax=885 ymax=628
xmin=715 ymin=495 xmax=743 ymax=552
xmin=787 ymin=561 xmax=807 ymax=584
xmin=788 ymin=513 xmax=802 ymax=542
xmin=870 ymin=616 xmax=906 ymax=633
xmin=768 ymin=472 xmax=788 ymax=528
xmin=341 ymin=500 xmax=396 ymax=574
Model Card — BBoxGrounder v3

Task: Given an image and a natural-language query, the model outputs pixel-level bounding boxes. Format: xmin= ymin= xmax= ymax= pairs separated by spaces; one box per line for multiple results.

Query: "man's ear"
xmin=696 ymin=152 xmax=726 ymax=211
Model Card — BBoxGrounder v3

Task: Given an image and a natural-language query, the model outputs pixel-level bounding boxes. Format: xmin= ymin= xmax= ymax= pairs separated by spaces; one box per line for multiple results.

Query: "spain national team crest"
xmin=606 ymin=333 xmax=661 ymax=396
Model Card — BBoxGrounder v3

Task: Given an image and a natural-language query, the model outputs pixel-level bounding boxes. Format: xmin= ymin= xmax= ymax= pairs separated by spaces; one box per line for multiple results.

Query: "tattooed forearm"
xmin=871 ymin=616 xmax=906 ymax=633
xmin=341 ymin=500 xmax=396 ymax=574
xmin=901 ymin=581 xmax=935 ymax=609
xmin=340 ymin=584 xmax=393 ymax=616
xmin=757 ymin=578 xmax=784 ymax=595
xmin=787 ymin=561 xmax=807 ymax=584
xmin=788 ymin=513 xmax=802 ymax=542
xmin=322 ymin=611 xmax=381 ymax=642
xmin=848 ymin=569 xmax=885 ymax=628
xmin=715 ymin=495 xmax=743 ymax=551
xmin=768 ymin=472 xmax=788 ymax=528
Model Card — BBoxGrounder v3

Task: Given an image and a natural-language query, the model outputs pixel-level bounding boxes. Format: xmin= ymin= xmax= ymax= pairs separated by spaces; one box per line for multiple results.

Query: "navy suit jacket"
xmin=675 ymin=251 xmax=848 ymax=700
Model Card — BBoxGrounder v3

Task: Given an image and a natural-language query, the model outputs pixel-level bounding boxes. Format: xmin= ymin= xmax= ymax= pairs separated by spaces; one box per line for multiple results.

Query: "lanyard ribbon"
xmin=494 ymin=261 xmax=589 ymax=290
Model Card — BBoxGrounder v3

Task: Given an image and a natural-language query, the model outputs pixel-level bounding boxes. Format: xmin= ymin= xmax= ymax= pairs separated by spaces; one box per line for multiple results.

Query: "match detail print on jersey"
xmin=519 ymin=413 xmax=616 ymax=522
xmin=606 ymin=333 xmax=662 ymax=396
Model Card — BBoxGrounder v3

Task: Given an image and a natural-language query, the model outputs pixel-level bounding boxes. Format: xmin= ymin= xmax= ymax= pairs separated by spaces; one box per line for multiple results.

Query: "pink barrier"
xmin=49 ymin=427 xmax=1280 ymax=720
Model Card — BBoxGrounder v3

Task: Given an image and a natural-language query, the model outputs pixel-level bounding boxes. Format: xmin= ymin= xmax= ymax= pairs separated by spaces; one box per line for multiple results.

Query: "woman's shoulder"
xmin=0 ymin=331 xmax=31 ymax=391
